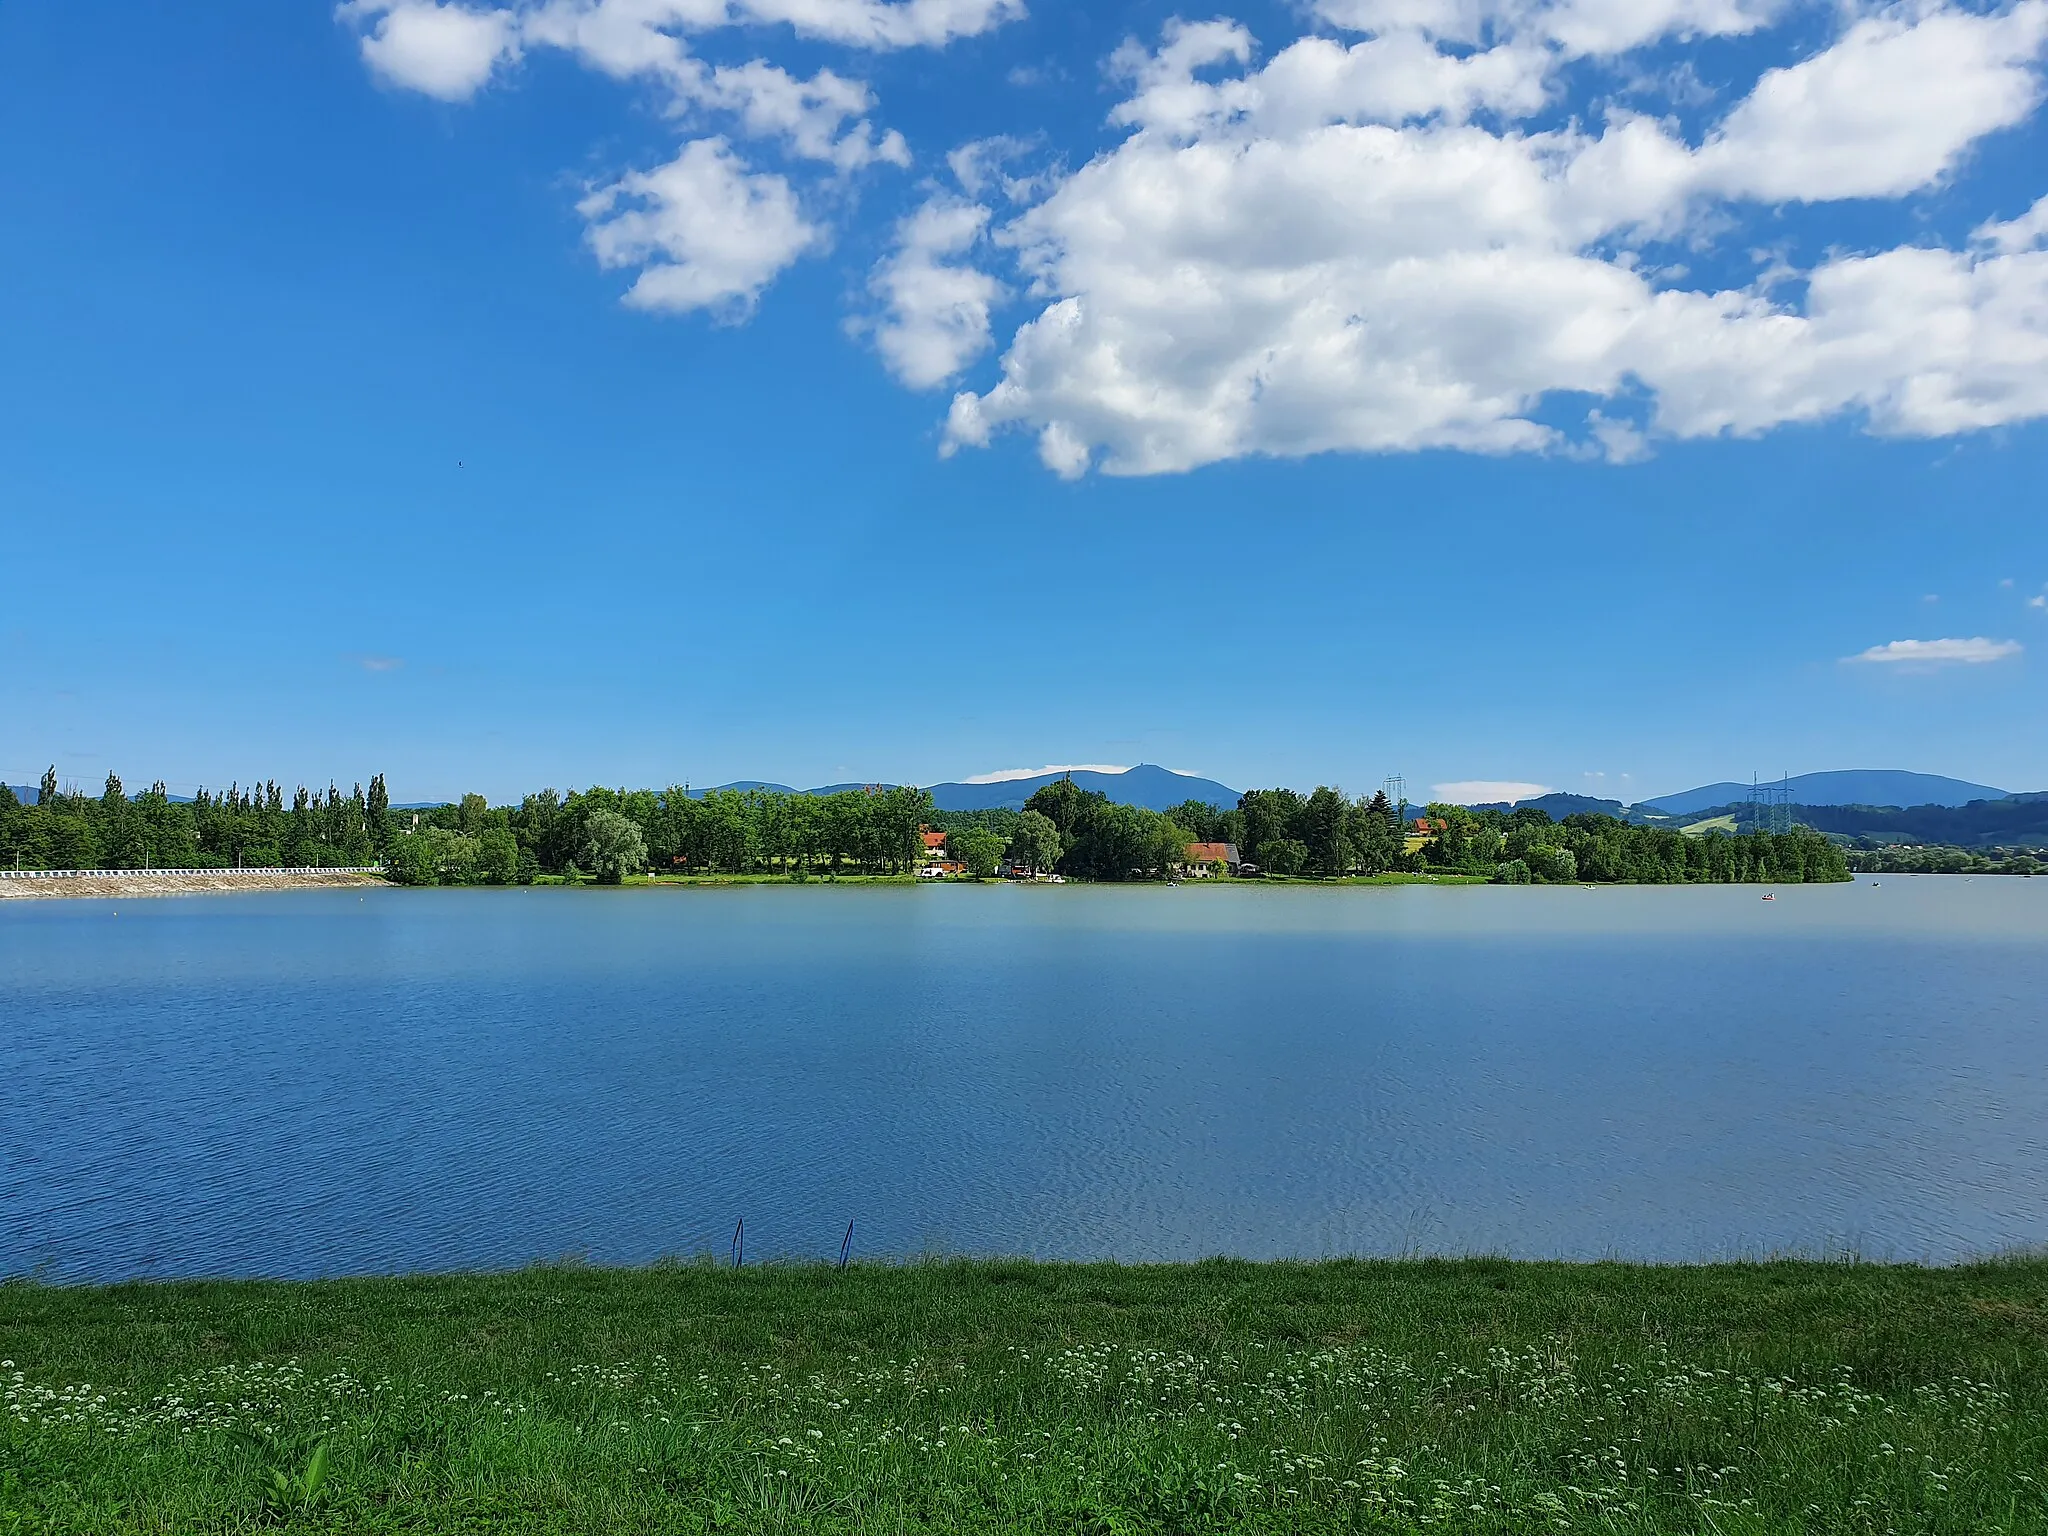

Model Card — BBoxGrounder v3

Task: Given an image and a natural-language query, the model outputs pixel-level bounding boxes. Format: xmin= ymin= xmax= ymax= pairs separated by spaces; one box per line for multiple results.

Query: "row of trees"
xmin=0 ymin=770 xmax=388 ymax=873
xmin=1844 ymin=845 xmax=2044 ymax=876
xmin=389 ymin=783 xmax=937 ymax=884
xmin=1165 ymin=786 xmax=1408 ymax=875
xmin=1433 ymin=804 xmax=1852 ymax=884
xmin=0 ymin=767 xmax=1853 ymax=886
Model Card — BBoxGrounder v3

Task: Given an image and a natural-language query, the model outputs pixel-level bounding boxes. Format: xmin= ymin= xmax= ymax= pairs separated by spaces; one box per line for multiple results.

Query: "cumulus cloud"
xmin=344 ymin=0 xmax=1019 ymax=311
xmin=868 ymin=196 xmax=1003 ymax=386
xmin=1844 ymin=637 xmax=2024 ymax=665
xmin=346 ymin=0 xmax=2048 ymax=464
xmin=1314 ymin=0 xmax=1782 ymax=57
xmin=699 ymin=62 xmax=910 ymax=169
xmin=1976 ymin=193 xmax=2048 ymax=253
xmin=943 ymin=2 xmax=2048 ymax=476
xmin=345 ymin=1 xmax=522 ymax=99
xmin=1433 ymin=780 xmax=1556 ymax=803
xmin=580 ymin=138 xmax=819 ymax=314
xmin=1694 ymin=4 xmax=2048 ymax=202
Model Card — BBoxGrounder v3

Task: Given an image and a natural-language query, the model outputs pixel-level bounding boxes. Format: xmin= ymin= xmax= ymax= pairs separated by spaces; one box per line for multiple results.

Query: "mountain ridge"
xmin=1640 ymin=770 xmax=2010 ymax=815
xmin=678 ymin=765 xmax=1241 ymax=812
xmin=925 ymin=764 xmax=1239 ymax=813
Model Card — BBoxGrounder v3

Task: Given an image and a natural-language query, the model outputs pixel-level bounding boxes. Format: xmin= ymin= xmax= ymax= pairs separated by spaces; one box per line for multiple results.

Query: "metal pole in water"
xmin=732 ymin=1218 xmax=744 ymax=1269
xmin=839 ymin=1221 xmax=854 ymax=1270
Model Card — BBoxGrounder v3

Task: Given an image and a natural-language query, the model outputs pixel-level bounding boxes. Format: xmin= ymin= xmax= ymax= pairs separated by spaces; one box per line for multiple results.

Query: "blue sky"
xmin=3 ymin=0 xmax=2046 ymax=805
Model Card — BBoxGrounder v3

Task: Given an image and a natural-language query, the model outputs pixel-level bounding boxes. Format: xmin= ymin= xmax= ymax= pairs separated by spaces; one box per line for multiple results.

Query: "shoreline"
xmin=0 ymin=868 xmax=1881 ymax=898
xmin=0 ymin=870 xmax=382 ymax=901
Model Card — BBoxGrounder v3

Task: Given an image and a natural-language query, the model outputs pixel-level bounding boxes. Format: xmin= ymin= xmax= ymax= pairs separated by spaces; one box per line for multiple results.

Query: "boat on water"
xmin=1761 ymin=893 xmax=1775 ymax=901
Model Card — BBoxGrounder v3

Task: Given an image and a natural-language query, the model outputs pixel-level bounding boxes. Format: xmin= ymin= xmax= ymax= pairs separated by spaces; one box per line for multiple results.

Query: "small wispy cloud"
xmin=961 ymin=763 xmax=1129 ymax=784
xmin=2031 ymin=595 xmax=2047 ymax=610
xmin=358 ymin=655 xmax=406 ymax=673
xmin=1433 ymin=780 xmax=1555 ymax=804
xmin=1844 ymin=637 xmax=2022 ymax=666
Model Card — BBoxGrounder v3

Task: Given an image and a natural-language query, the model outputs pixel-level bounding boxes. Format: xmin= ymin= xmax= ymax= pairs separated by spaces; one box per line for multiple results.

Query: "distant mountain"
xmin=1464 ymin=792 xmax=1630 ymax=820
xmin=1641 ymin=770 xmax=2009 ymax=816
xmin=690 ymin=781 xmax=798 ymax=797
xmin=926 ymin=764 xmax=1240 ymax=813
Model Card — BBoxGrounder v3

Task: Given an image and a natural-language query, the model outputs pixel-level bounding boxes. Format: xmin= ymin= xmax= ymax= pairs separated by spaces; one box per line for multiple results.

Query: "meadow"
xmin=3 ymin=1257 xmax=2045 ymax=1533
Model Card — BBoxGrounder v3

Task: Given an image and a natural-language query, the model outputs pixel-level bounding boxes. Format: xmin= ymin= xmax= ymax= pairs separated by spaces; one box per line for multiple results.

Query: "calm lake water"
xmin=4 ymin=880 xmax=2046 ymax=1280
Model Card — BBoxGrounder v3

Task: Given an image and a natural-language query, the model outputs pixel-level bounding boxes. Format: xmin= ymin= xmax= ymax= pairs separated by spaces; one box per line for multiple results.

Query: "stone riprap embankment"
xmin=0 ymin=869 xmax=382 ymax=900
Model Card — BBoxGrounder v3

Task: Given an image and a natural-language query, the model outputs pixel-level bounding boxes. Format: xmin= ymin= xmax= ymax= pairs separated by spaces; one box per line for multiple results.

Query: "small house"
xmin=1181 ymin=841 xmax=1241 ymax=875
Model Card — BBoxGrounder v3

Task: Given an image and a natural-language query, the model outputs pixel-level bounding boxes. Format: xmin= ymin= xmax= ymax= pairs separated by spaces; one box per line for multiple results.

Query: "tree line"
xmin=0 ymin=769 xmax=388 ymax=872
xmin=1 ymin=767 xmax=1850 ymax=885
xmin=1844 ymin=845 xmax=2044 ymax=876
xmin=387 ymin=784 xmax=939 ymax=885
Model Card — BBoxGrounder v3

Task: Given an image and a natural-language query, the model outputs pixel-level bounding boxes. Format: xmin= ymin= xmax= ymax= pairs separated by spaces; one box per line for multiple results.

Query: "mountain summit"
xmin=926 ymin=765 xmax=1239 ymax=813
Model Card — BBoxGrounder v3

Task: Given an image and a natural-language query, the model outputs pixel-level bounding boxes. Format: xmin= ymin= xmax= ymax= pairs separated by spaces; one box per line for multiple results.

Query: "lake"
xmin=3 ymin=879 xmax=2046 ymax=1280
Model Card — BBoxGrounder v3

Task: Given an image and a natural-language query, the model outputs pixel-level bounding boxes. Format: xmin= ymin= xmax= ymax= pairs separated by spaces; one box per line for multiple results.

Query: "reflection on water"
xmin=3 ymin=878 xmax=2045 ymax=1279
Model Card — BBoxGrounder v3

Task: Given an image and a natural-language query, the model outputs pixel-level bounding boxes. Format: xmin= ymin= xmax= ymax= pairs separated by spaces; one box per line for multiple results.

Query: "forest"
xmin=2 ymin=767 xmax=1849 ymax=885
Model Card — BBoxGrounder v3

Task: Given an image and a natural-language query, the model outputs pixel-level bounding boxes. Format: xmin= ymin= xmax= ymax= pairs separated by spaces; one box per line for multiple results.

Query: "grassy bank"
xmin=5 ymin=1259 xmax=2046 ymax=1533
xmin=561 ymin=873 xmax=1490 ymax=888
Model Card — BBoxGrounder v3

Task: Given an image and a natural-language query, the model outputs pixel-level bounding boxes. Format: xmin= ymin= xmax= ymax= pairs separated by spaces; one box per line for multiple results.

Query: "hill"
xmin=1787 ymin=797 xmax=2048 ymax=848
xmin=671 ymin=768 xmax=1240 ymax=812
xmin=1462 ymin=792 xmax=1631 ymax=819
xmin=926 ymin=764 xmax=1240 ymax=812
xmin=1641 ymin=770 xmax=2009 ymax=815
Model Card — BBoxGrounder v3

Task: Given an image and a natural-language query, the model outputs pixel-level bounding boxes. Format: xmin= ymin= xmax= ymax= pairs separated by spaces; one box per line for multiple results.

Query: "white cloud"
xmin=345 ymin=0 xmax=1022 ymax=317
xmin=868 ymin=196 xmax=1003 ymax=386
xmin=699 ymin=61 xmax=910 ymax=169
xmin=960 ymin=763 xmax=1129 ymax=783
xmin=736 ymin=0 xmax=1025 ymax=49
xmin=1314 ymin=0 xmax=1782 ymax=58
xmin=945 ymin=135 xmax=1044 ymax=200
xmin=1844 ymin=637 xmax=2024 ymax=665
xmin=411 ymin=0 xmax=1023 ymax=63
xmin=943 ymin=3 xmax=2048 ymax=475
xmin=580 ymin=138 xmax=819 ymax=314
xmin=1695 ymin=5 xmax=2048 ymax=202
xmin=345 ymin=1 xmax=522 ymax=100
xmin=1976 ymin=193 xmax=2048 ymax=253
xmin=2030 ymin=594 xmax=2047 ymax=608
xmin=1433 ymin=780 xmax=1556 ymax=803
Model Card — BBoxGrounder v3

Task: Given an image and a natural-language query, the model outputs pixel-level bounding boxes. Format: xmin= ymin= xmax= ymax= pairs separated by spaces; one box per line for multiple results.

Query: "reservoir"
xmin=3 ymin=878 xmax=2045 ymax=1279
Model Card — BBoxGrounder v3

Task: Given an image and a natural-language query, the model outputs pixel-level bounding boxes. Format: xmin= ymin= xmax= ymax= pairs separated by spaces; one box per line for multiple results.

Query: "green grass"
xmin=1241 ymin=873 xmax=1495 ymax=887
xmin=6 ymin=1259 xmax=2047 ymax=1533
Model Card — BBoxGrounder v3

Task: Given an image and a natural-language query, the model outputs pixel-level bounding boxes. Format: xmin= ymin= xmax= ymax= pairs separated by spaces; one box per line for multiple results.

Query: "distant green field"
xmin=6 ymin=1257 xmax=2046 ymax=1533
xmin=1681 ymin=816 xmax=1740 ymax=837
